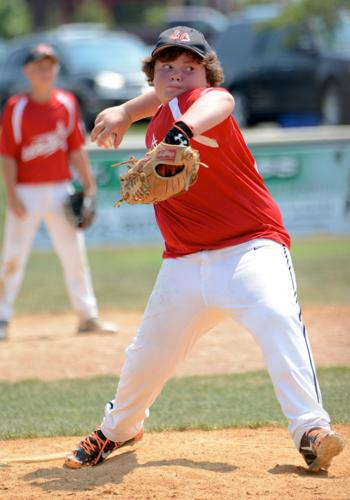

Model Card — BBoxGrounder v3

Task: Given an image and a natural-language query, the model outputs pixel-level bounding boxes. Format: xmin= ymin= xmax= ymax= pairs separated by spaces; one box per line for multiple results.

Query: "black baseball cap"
xmin=151 ymin=26 xmax=212 ymax=59
xmin=23 ymin=43 xmax=59 ymax=66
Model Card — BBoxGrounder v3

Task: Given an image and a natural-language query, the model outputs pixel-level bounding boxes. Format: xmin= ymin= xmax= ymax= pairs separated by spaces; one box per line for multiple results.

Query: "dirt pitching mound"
xmin=1 ymin=305 xmax=349 ymax=381
xmin=0 ymin=305 xmax=349 ymax=498
xmin=0 ymin=427 xmax=349 ymax=499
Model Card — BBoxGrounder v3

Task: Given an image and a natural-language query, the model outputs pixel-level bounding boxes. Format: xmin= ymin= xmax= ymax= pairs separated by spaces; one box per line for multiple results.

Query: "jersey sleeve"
xmin=178 ymin=87 xmax=232 ymax=144
xmin=66 ymin=93 xmax=86 ymax=152
xmin=179 ymin=87 xmax=231 ymax=109
xmin=0 ymin=98 xmax=20 ymax=158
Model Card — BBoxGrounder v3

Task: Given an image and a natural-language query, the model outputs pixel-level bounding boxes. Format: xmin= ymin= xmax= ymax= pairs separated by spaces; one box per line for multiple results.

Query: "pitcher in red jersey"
xmin=65 ymin=27 xmax=344 ymax=472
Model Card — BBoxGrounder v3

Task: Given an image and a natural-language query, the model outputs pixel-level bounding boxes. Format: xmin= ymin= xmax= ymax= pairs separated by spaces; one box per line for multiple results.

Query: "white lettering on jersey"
xmin=21 ymin=121 xmax=68 ymax=161
xmin=168 ymin=96 xmax=219 ymax=148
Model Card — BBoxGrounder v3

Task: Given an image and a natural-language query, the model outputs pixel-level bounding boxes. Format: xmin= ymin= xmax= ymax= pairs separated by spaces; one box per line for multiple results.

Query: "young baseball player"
xmin=65 ymin=27 xmax=345 ymax=472
xmin=0 ymin=43 xmax=117 ymax=340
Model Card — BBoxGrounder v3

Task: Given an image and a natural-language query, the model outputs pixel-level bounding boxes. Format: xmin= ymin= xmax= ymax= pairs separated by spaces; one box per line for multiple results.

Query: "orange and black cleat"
xmin=65 ymin=427 xmax=144 ymax=468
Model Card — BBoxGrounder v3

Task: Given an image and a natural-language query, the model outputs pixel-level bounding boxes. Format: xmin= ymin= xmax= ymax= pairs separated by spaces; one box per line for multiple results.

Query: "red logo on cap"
xmin=170 ymin=29 xmax=190 ymax=42
xmin=36 ymin=43 xmax=54 ymax=54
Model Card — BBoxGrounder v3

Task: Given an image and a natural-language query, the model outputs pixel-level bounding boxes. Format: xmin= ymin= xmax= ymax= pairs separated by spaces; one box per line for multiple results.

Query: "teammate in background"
xmin=65 ymin=27 xmax=345 ymax=472
xmin=0 ymin=43 xmax=117 ymax=340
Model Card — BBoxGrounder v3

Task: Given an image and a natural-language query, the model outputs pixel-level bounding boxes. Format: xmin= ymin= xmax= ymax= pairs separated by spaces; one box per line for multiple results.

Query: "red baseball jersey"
xmin=146 ymin=87 xmax=290 ymax=258
xmin=0 ymin=89 xmax=85 ymax=183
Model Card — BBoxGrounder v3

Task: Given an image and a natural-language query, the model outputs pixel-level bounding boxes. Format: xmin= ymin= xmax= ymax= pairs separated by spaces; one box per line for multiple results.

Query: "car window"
xmin=333 ymin=15 xmax=350 ymax=52
xmin=261 ymin=23 xmax=317 ymax=57
xmin=0 ymin=41 xmax=7 ymax=65
xmin=66 ymin=37 xmax=147 ymax=73
xmin=3 ymin=47 xmax=29 ymax=70
xmin=215 ymin=22 xmax=268 ymax=69
xmin=259 ymin=28 xmax=286 ymax=57
xmin=261 ymin=26 xmax=298 ymax=56
xmin=312 ymin=12 xmax=350 ymax=54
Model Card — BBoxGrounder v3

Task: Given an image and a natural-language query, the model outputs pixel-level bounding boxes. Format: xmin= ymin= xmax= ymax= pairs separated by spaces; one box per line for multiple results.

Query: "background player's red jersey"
xmin=0 ymin=89 xmax=84 ymax=184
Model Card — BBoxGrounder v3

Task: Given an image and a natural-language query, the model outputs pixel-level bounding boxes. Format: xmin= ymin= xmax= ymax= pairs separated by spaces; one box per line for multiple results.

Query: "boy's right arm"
xmin=1 ymin=155 xmax=26 ymax=217
xmin=1 ymin=100 xmax=26 ymax=217
xmin=180 ymin=90 xmax=234 ymax=138
xmin=91 ymin=90 xmax=160 ymax=149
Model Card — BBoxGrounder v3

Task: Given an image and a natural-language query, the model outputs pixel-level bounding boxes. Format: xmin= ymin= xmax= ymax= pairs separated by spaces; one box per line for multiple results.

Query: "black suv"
xmin=0 ymin=25 xmax=149 ymax=130
xmin=214 ymin=5 xmax=350 ymax=127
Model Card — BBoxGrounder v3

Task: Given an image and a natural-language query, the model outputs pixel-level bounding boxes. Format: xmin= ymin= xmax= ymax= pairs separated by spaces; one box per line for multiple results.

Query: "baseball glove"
xmin=64 ymin=190 xmax=96 ymax=229
xmin=113 ymin=142 xmax=206 ymax=206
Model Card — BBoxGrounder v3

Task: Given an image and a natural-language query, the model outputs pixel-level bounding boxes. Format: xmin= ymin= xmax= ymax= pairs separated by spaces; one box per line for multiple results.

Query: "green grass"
xmin=291 ymin=235 xmax=350 ymax=304
xmin=14 ymin=245 xmax=162 ymax=313
xmin=0 ymin=367 xmax=349 ymax=439
xmin=8 ymin=235 xmax=350 ymax=315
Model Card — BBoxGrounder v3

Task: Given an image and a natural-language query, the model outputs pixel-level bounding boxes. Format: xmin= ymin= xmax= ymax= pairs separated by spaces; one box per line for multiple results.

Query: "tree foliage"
xmin=0 ymin=0 xmax=31 ymax=39
xmin=72 ymin=0 xmax=111 ymax=26
xmin=279 ymin=0 xmax=350 ymax=32
xmin=240 ymin=0 xmax=350 ymax=28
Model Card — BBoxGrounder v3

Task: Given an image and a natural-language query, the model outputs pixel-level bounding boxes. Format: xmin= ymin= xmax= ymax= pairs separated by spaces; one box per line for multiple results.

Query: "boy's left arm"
xmin=180 ymin=90 xmax=234 ymax=136
xmin=68 ymin=148 xmax=96 ymax=195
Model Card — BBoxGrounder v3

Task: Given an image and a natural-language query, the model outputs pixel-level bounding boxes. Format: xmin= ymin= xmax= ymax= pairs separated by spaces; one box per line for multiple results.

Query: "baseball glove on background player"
xmin=113 ymin=121 xmax=207 ymax=206
xmin=64 ymin=190 xmax=96 ymax=229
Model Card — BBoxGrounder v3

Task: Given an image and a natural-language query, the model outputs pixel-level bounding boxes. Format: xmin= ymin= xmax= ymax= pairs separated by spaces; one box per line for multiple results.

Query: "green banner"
xmin=33 ymin=129 xmax=350 ymax=248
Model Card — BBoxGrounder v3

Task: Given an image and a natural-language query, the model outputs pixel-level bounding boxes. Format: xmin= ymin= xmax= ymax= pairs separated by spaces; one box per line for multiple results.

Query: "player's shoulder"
xmin=199 ymin=87 xmax=231 ymax=97
xmin=177 ymin=86 xmax=230 ymax=106
xmin=1 ymin=93 xmax=29 ymax=120
xmin=4 ymin=93 xmax=28 ymax=108
xmin=53 ymin=88 xmax=77 ymax=105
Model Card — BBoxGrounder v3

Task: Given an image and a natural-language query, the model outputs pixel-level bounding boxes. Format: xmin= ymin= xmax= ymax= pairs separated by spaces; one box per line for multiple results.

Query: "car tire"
xmin=231 ymin=90 xmax=249 ymax=128
xmin=321 ymin=84 xmax=343 ymax=125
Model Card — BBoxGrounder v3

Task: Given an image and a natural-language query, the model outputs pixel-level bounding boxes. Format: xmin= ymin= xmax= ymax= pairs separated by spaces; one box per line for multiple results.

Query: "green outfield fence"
xmin=1 ymin=126 xmax=350 ymax=248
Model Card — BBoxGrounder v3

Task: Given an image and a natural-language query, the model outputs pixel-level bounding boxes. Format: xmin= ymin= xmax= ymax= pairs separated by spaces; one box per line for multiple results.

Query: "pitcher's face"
xmin=153 ymin=53 xmax=208 ymax=103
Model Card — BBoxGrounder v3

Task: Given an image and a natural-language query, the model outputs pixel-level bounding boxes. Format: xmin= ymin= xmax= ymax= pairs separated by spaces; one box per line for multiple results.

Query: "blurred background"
xmin=0 ymin=0 xmax=350 ymax=130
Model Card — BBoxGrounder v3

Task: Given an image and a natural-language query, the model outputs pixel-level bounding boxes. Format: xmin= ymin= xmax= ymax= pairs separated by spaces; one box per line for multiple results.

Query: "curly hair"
xmin=142 ymin=47 xmax=224 ymax=87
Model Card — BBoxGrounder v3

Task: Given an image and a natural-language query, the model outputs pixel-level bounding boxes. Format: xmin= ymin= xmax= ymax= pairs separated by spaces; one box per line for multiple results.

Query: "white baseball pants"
xmin=0 ymin=182 xmax=98 ymax=321
xmin=102 ymin=238 xmax=330 ymax=448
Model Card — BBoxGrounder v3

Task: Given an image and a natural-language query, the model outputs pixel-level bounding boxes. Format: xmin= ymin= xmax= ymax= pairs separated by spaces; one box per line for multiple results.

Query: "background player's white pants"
xmin=0 ymin=182 xmax=98 ymax=321
xmin=102 ymin=239 xmax=330 ymax=449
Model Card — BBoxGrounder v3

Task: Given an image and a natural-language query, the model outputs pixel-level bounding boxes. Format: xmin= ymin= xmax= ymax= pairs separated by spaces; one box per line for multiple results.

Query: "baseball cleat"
xmin=65 ymin=427 xmax=144 ymax=468
xmin=299 ymin=428 xmax=345 ymax=472
xmin=77 ymin=317 xmax=118 ymax=334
